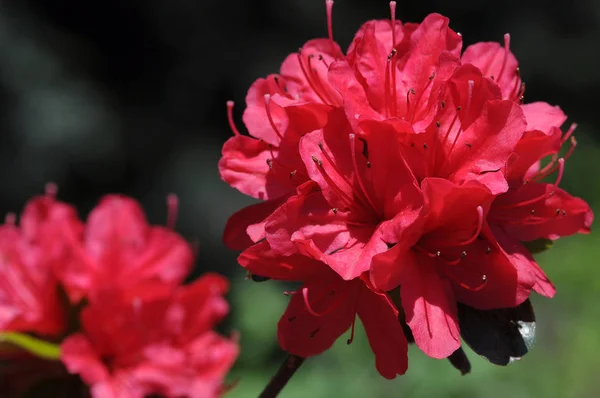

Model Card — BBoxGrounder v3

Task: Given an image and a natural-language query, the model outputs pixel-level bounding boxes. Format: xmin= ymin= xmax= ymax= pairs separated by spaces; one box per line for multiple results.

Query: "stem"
xmin=258 ymin=354 xmax=305 ymax=398
xmin=0 ymin=332 xmax=61 ymax=360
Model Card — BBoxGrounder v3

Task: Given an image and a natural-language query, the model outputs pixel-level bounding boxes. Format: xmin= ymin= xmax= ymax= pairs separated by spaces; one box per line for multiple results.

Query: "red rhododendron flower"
xmin=221 ymin=0 xmax=594 ymax=385
xmin=47 ymin=194 xmax=194 ymax=303
xmin=239 ymin=241 xmax=408 ymax=379
xmin=0 ymin=188 xmax=72 ymax=337
xmin=60 ymin=273 xmax=239 ymax=398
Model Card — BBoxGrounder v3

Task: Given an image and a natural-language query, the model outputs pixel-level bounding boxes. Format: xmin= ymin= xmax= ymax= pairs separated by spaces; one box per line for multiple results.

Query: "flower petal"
xmin=280 ymin=39 xmax=343 ymax=106
xmin=457 ymin=299 xmax=536 ymax=366
xmin=277 ymin=276 xmax=358 ymax=357
xmin=223 ymin=197 xmax=288 ymax=251
xmin=505 ymin=128 xmax=562 ymax=185
xmin=441 ymin=236 xmax=535 ymax=309
xmin=490 ymin=183 xmax=593 ymax=241
xmin=359 ymin=119 xmax=424 ymax=219
xmin=491 ymin=225 xmax=555 ymax=298
xmin=237 ymin=240 xmax=322 ymax=281
xmin=219 ymin=135 xmax=292 ymax=200
xmin=400 ymin=256 xmax=461 ymax=359
xmin=443 ymin=99 xmax=526 ymax=194
xmin=242 ymin=76 xmax=288 ymax=146
xmin=357 ymin=288 xmax=408 ymax=379
xmin=521 ymin=102 xmax=566 ymax=133
xmin=461 ymin=40 xmax=519 ymax=100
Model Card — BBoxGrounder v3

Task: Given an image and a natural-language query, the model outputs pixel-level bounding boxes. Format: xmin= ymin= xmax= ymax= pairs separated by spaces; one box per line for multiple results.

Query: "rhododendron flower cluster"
xmin=0 ymin=186 xmax=238 ymax=398
xmin=220 ymin=1 xmax=593 ymax=379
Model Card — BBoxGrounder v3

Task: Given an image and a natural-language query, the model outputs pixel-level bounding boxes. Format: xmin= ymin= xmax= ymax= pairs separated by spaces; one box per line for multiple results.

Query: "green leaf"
xmin=0 ymin=332 xmax=61 ymax=360
xmin=523 ymin=238 xmax=554 ymax=254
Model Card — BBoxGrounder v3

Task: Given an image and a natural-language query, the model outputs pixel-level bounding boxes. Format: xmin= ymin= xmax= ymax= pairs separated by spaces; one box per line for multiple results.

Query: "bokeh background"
xmin=1 ymin=0 xmax=599 ymax=397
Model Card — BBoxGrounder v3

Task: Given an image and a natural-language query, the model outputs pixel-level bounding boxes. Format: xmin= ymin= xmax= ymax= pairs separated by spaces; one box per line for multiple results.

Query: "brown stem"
xmin=258 ymin=354 xmax=305 ymax=398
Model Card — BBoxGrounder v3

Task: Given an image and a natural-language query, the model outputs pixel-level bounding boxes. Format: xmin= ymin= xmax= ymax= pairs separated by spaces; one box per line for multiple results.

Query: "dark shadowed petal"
xmin=447 ymin=347 xmax=471 ymax=375
xmin=457 ymin=299 xmax=536 ymax=366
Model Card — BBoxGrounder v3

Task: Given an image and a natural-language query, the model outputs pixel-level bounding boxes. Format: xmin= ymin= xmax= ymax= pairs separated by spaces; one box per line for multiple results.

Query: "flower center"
xmin=311 ymin=135 xmax=381 ymax=222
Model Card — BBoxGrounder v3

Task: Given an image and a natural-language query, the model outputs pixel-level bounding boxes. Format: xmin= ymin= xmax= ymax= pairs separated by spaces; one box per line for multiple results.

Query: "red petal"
xmin=394 ymin=14 xmax=462 ymax=128
xmin=280 ymin=39 xmax=343 ymax=106
xmin=447 ymin=64 xmax=502 ymax=129
xmin=359 ymin=119 xmax=424 ymax=219
xmin=491 ymin=225 xmax=555 ymax=298
xmin=299 ymin=114 xmax=358 ymax=208
xmin=420 ymin=178 xmax=492 ymax=247
xmin=60 ymin=334 xmax=109 ymax=384
xmin=443 ymin=99 xmax=526 ymax=194
xmin=357 ymin=288 xmax=408 ymax=379
xmin=345 ymin=20 xmax=408 ymax=114
xmin=442 ymin=236 xmax=535 ymax=309
xmin=242 ymin=76 xmax=288 ymax=146
xmin=0 ymin=225 xmax=65 ymax=336
xmin=219 ymin=135 xmax=293 ymax=200
xmin=277 ymin=276 xmax=358 ymax=357
xmin=237 ymin=240 xmax=322 ymax=281
xmin=370 ymin=243 xmax=419 ymax=298
xmin=400 ymin=256 xmax=461 ymax=359
xmin=505 ymin=128 xmax=562 ymax=185
xmin=521 ymin=102 xmax=567 ymax=133
xmin=328 ymin=61 xmax=383 ymax=130
xmin=85 ymin=195 xmax=149 ymax=257
xmin=490 ymin=183 xmax=593 ymax=241
xmin=223 ymin=197 xmax=288 ymax=251
xmin=461 ymin=41 xmax=519 ymax=100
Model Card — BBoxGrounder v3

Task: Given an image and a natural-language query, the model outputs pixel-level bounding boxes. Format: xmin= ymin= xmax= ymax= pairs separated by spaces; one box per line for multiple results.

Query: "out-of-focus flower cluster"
xmin=220 ymin=2 xmax=593 ymax=378
xmin=0 ymin=187 xmax=238 ymax=398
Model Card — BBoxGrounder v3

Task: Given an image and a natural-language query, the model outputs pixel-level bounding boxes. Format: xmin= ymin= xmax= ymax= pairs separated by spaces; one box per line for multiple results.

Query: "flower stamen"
xmin=166 ymin=194 xmax=179 ymax=230
xmin=326 ymin=0 xmax=335 ymax=50
xmin=226 ymin=101 xmax=241 ymax=136
xmin=263 ymin=94 xmax=284 ymax=141
xmin=349 ymin=134 xmax=380 ymax=217
xmin=496 ymin=33 xmax=511 ymax=82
